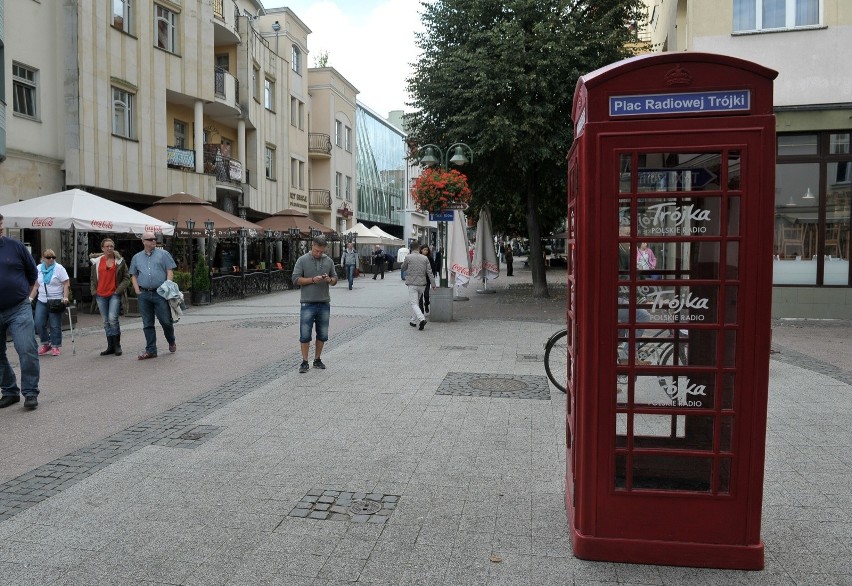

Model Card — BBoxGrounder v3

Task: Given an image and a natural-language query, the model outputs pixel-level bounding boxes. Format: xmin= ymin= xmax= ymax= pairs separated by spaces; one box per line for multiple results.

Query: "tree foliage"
xmin=405 ymin=0 xmax=645 ymax=295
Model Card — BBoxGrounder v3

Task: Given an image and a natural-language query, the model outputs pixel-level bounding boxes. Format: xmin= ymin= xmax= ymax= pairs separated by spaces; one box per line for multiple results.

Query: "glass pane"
xmin=825 ymin=164 xmax=850 ymax=285
xmin=733 ymin=0 xmax=756 ymax=30
xmin=762 ymin=0 xmax=786 ymax=28
xmin=619 ymin=154 xmax=632 ymax=193
xmin=722 ymin=373 xmax=735 ymax=410
xmin=723 ymin=330 xmax=737 ymax=367
xmin=634 ymin=241 xmax=723 ymax=281
xmin=636 ymin=283 xmax=719 ymax=324
xmin=830 ymin=133 xmax=850 ymax=155
xmin=727 ymin=197 xmax=741 ymax=236
xmin=728 ymin=150 xmax=741 ymax=190
xmin=632 ymin=454 xmax=712 ymax=491
xmin=726 ymin=241 xmax=740 ymax=279
xmin=777 ymin=134 xmax=817 ymax=156
xmin=637 ymin=153 xmax=722 ymax=192
xmin=725 ymin=286 xmax=738 ymax=324
xmin=774 ymin=163 xmax=820 ymax=284
xmin=718 ymin=458 xmax=732 ymax=494
xmin=795 ymin=0 xmax=819 ymax=26
xmin=637 ymin=197 xmax=723 ymax=237
xmin=720 ymin=416 xmax=734 ymax=452
xmin=635 ymin=372 xmax=714 ymax=409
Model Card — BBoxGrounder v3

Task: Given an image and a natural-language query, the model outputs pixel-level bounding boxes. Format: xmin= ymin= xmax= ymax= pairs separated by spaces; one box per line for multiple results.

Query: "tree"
xmin=405 ymin=0 xmax=645 ymax=296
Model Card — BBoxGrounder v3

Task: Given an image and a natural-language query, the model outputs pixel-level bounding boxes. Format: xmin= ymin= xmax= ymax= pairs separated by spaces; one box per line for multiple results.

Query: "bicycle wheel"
xmin=544 ymin=329 xmax=568 ymax=394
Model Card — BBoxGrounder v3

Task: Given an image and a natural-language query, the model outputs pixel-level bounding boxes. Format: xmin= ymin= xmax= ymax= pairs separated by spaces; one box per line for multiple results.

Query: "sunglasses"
xmin=44 ymin=256 xmax=56 ymax=259
xmin=143 ymin=238 xmax=155 ymax=242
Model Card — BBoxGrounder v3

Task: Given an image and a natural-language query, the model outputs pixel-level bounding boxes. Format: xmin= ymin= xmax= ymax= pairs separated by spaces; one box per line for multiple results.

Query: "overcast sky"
xmin=266 ymin=0 xmax=424 ymax=118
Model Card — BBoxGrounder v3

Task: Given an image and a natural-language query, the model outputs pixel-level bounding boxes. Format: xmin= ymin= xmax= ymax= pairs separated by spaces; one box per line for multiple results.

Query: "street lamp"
xmin=203 ymin=220 xmax=215 ymax=298
xmin=416 ymin=142 xmax=474 ymax=287
xmin=185 ymin=219 xmax=196 ymax=284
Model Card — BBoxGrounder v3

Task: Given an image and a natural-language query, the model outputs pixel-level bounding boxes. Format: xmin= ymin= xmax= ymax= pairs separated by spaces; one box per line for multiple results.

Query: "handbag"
xmin=47 ymin=299 xmax=65 ymax=313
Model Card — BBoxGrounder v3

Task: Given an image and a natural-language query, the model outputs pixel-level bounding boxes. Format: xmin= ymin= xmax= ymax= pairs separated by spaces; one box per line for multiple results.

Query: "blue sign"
xmin=609 ymin=90 xmax=750 ymax=117
xmin=430 ymin=211 xmax=454 ymax=222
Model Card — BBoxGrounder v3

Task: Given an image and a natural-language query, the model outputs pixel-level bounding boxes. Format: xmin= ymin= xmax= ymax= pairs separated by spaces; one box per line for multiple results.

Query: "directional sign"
xmin=430 ymin=211 xmax=454 ymax=222
xmin=637 ymin=168 xmax=718 ymax=190
xmin=444 ymin=202 xmax=468 ymax=210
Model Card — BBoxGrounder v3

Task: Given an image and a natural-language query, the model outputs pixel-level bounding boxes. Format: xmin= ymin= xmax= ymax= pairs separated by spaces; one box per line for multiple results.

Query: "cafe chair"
xmin=781 ymin=225 xmax=804 ymax=258
xmin=824 ymin=224 xmax=843 ymax=259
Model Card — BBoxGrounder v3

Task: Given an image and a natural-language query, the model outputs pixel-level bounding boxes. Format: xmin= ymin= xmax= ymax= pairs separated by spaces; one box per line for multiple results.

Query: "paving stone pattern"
xmin=288 ymin=489 xmax=400 ymax=524
xmin=436 ymin=371 xmax=551 ymax=400
xmin=772 ymin=345 xmax=852 ymax=386
xmin=0 ymin=308 xmax=404 ymax=522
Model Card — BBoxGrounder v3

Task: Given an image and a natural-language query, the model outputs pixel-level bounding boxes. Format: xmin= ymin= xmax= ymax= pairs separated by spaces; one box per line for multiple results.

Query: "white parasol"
xmin=447 ymin=209 xmax=471 ymax=300
xmin=471 ymin=204 xmax=499 ymax=293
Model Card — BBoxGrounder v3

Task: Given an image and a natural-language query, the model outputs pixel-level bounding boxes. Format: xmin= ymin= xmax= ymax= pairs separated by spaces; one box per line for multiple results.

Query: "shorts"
xmin=299 ymin=302 xmax=330 ymax=343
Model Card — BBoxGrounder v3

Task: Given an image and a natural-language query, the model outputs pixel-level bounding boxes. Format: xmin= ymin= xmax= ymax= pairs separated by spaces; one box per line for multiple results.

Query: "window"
xmin=344 ymin=126 xmax=352 ymax=152
xmin=173 ymin=120 xmax=187 ymax=148
xmin=12 ymin=63 xmax=38 ymax=119
xmin=290 ymin=97 xmax=298 ymax=127
xmin=345 ymin=176 xmax=352 ymax=201
xmin=299 ymin=161 xmax=305 ymax=189
xmin=335 ymin=120 xmax=343 ymax=147
xmin=298 ymin=102 xmax=305 ymax=130
xmin=733 ymin=0 xmax=820 ymax=32
xmin=252 ymin=66 xmax=260 ymax=103
xmin=112 ymin=87 xmax=134 ymax=138
xmin=155 ymin=5 xmax=178 ymax=53
xmin=112 ymin=0 xmax=131 ymax=33
xmin=291 ymin=158 xmax=299 ymax=188
xmin=265 ymin=146 xmax=275 ymax=180
xmin=291 ymin=45 xmax=302 ymax=75
xmin=264 ymin=78 xmax=274 ymax=110
xmin=336 ymin=172 xmax=343 ymax=199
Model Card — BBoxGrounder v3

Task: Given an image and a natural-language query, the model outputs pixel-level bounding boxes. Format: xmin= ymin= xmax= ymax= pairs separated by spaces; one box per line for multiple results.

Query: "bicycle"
xmin=544 ymin=329 xmax=568 ymax=393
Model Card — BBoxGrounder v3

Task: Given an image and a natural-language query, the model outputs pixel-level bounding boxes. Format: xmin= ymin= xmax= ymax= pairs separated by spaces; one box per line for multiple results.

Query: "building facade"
xmin=1 ymin=1 xmax=357 ymax=270
xmin=641 ymin=0 xmax=852 ymax=317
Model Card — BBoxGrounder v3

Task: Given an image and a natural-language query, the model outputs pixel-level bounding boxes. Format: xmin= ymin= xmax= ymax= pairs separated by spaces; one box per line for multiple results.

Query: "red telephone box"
xmin=565 ymin=53 xmax=777 ymax=569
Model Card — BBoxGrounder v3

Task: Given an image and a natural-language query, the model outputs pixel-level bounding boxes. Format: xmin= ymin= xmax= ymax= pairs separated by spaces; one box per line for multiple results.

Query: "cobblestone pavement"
xmin=0 ymin=263 xmax=849 ymax=585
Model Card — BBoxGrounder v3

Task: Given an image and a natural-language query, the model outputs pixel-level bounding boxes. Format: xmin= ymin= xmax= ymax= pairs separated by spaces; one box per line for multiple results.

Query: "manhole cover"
xmin=179 ymin=432 xmax=206 ymax=441
xmin=349 ymin=500 xmax=382 ymax=515
xmin=469 ymin=378 xmax=528 ymax=392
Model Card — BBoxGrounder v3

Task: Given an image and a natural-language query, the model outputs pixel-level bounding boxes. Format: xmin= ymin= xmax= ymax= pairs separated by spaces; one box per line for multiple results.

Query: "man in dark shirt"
xmin=372 ymin=245 xmax=385 ymax=280
xmin=0 ymin=214 xmax=41 ymax=410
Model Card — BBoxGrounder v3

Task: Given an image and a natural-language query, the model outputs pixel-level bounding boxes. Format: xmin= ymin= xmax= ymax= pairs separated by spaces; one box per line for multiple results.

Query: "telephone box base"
xmin=570 ymin=528 xmax=764 ymax=570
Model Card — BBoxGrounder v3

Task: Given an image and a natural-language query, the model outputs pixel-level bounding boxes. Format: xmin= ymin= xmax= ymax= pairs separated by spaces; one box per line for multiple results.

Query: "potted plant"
xmin=410 ymin=167 xmax=472 ymax=213
xmin=191 ymin=258 xmax=212 ymax=305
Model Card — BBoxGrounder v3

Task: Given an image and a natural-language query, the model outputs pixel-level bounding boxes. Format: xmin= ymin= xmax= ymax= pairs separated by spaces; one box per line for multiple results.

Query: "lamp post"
xmin=416 ymin=143 xmax=473 ymax=287
xmin=288 ymin=227 xmax=300 ymax=273
xmin=185 ymin=219 xmax=196 ymax=288
xmin=204 ymin=219 xmax=215 ymax=300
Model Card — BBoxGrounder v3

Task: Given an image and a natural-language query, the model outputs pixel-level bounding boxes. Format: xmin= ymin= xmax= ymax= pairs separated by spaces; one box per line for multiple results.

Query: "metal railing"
xmin=167 ymin=146 xmax=195 ymax=170
xmin=309 ymin=189 xmax=332 ymax=209
xmin=214 ymin=67 xmax=240 ymax=105
xmin=308 ymin=133 xmax=332 ymax=156
xmin=203 ymin=148 xmax=242 ymax=184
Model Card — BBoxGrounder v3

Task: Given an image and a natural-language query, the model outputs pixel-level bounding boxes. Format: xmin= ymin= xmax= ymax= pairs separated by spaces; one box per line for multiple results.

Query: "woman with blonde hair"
xmin=29 ymin=249 xmax=70 ymax=356
xmin=90 ymin=237 xmax=131 ymax=356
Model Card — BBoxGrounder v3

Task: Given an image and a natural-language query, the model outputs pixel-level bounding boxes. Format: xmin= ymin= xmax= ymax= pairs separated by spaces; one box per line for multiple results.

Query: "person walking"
xmin=292 ymin=236 xmax=338 ymax=373
xmin=397 ymin=246 xmax=409 ymax=280
xmin=417 ymin=244 xmax=436 ymax=316
xmin=341 ymin=242 xmax=358 ymax=290
xmin=0 ymin=213 xmax=41 ymax=410
xmin=90 ymin=237 xmax=131 ymax=356
xmin=372 ymin=245 xmax=385 ymax=279
xmin=129 ymin=232 xmax=177 ymax=360
xmin=504 ymin=245 xmax=514 ymax=277
xmin=30 ymin=249 xmax=71 ymax=357
xmin=401 ymin=244 xmax=435 ymax=330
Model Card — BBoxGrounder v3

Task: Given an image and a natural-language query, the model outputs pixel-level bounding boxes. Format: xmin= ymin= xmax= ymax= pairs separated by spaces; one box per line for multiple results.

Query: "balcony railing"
xmin=214 ymin=66 xmax=240 ymax=105
xmin=204 ymin=149 xmax=242 ymax=184
xmin=310 ymin=189 xmax=332 ymax=210
xmin=167 ymin=146 xmax=195 ymax=170
xmin=308 ymin=133 xmax=332 ymax=157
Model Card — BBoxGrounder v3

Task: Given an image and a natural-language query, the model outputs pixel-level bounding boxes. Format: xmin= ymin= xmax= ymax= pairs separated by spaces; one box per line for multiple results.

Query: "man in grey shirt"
xmin=292 ymin=236 xmax=338 ymax=373
xmin=129 ymin=232 xmax=177 ymax=360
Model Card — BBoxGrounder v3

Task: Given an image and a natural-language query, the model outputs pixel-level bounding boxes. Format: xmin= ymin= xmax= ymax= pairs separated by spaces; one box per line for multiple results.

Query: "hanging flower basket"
xmin=411 ymin=167 xmax=472 ymax=213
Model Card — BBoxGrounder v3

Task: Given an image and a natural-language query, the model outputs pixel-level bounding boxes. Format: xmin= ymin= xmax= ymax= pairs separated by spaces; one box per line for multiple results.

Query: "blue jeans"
xmin=345 ymin=264 xmax=356 ymax=289
xmin=299 ymin=302 xmax=330 ymax=343
xmin=0 ymin=299 xmax=40 ymax=398
xmin=33 ymin=300 xmax=63 ymax=346
xmin=96 ymin=294 xmax=122 ymax=336
xmin=138 ymin=290 xmax=175 ymax=355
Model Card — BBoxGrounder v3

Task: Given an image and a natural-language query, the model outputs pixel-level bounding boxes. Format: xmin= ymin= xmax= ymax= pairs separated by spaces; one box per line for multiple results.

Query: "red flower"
xmin=411 ymin=168 xmax=472 ymax=213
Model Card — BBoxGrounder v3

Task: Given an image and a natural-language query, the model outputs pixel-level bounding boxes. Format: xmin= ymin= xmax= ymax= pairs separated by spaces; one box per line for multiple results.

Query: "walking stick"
xmin=67 ymin=304 xmax=76 ymax=356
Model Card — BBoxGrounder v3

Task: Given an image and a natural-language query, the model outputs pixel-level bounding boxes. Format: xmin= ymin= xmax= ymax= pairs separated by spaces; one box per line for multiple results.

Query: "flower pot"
xmin=191 ymin=290 xmax=211 ymax=305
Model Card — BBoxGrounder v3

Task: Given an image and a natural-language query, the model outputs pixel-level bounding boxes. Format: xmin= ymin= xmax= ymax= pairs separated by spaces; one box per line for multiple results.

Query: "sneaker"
xmin=299 ymin=361 xmax=310 ymax=374
xmin=38 ymin=343 xmax=51 ymax=356
xmin=51 ymin=347 xmax=61 ymax=356
xmin=0 ymin=396 xmax=21 ymax=409
xmin=409 ymin=321 xmax=417 ymax=327
xmin=418 ymin=319 xmax=426 ymax=331
xmin=313 ymin=358 xmax=326 ymax=370
xmin=24 ymin=396 xmax=38 ymax=410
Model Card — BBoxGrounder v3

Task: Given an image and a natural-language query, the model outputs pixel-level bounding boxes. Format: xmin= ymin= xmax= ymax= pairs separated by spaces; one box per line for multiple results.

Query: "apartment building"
xmin=641 ymin=0 xmax=852 ymax=317
xmin=1 ymin=1 xmax=356 ymax=268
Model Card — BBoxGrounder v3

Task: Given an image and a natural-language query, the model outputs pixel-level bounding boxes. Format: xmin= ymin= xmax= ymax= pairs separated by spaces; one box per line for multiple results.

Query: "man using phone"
xmin=292 ymin=236 xmax=338 ymax=373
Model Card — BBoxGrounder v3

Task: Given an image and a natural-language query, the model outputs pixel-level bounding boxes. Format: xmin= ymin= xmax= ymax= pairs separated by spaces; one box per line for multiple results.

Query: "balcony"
xmin=214 ymin=67 xmax=240 ymax=109
xmin=166 ymin=146 xmax=242 ymax=186
xmin=212 ymin=0 xmax=240 ymax=45
xmin=167 ymin=146 xmax=195 ymax=170
xmin=309 ymin=133 xmax=332 ymax=158
xmin=310 ymin=189 xmax=332 ymax=210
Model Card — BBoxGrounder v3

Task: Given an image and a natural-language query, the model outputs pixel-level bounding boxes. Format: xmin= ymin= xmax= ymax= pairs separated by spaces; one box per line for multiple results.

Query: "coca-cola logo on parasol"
xmin=144 ymin=226 xmax=163 ymax=232
xmin=32 ymin=217 xmax=54 ymax=227
xmin=90 ymin=220 xmax=114 ymax=229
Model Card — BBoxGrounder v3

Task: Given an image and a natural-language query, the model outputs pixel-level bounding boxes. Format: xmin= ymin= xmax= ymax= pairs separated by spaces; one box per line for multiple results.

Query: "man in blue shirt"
xmin=0 ymin=214 xmax=41 ymax=410
xmin=129 ymin=232 xmax=177 ymax=360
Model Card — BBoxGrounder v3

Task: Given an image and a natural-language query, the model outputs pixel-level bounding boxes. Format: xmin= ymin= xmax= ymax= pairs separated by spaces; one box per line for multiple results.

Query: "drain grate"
xmin=233 ymin=321 xmax=295 ymax=329
xmin=152 ymin=425 xmax=223 ymax=449
xmin=516 ymin=354 xmax=543 ymax=362
xmin=289 ymin=489 xmax=399 ymax=523
xmin=439 ymin=345 xmax=479 ymax=351
xmin=436 ymin=372 xmax=550 ymax=400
